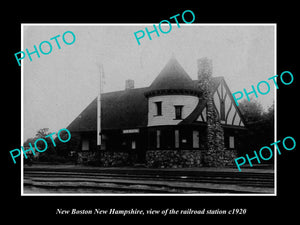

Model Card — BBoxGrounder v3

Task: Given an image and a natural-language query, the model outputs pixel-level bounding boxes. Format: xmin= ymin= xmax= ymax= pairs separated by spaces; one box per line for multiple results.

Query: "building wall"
xmin=148 ymin=95 xmax=199 ymax=127
xmin=147 ymin=126 xmax=207 ymax=150
xmin=74 ymin=127 xmax=239 ymax=168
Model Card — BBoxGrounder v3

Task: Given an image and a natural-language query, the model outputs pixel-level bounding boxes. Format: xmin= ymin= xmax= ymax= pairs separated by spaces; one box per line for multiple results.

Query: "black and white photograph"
xmin=22 ymin=24 xmax=275 ymax=195
xmin=4 ymin=4 xmax=298 ymax=221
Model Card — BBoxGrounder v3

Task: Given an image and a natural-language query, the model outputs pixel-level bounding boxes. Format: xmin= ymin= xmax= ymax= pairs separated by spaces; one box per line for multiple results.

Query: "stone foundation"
xmin=99 ymin=151 xmax=130 ymax=167
xmin=77 ymin=151 xmax=130 ymax=166
xmin=146 ymin=150 xmax=203 ymax=168
xmin=223 ymin=149 xmax=238 ymax=166
xmin=203 ymin=149 xmax=237 ymax=167
xmin=77 ymin=149 xmax=237 ymax=168
xmin=77 ymin=151 xmax=99 ymax=165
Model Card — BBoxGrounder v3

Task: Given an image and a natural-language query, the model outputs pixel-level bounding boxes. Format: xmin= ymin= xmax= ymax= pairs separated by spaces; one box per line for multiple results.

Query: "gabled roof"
xmin=179 ymin=77 xmax=247 ymax=128
xmin=67 ymin=87 xmax=149 ymax=132
xmin=67 ymin=77 xmax=225 ymax=132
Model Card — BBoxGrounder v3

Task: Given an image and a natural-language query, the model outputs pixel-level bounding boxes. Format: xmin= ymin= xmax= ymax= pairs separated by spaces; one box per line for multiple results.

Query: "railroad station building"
xmin=67 ymin=57 xmax=247 ymax=168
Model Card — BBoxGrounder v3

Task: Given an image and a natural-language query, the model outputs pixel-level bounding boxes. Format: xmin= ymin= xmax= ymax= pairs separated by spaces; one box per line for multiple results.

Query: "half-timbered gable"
xmin=212 ymin=78 xmax=245 ymax=127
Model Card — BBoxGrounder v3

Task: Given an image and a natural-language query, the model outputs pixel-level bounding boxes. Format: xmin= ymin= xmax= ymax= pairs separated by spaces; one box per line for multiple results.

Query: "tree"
xmin=263 ymin=102 xmax=274 ymax=123
xmin=238 ymin=100 xmax=275 ymax=165
xmin=35 ymin=128 xmax=51 ymax=139
xmin=238 ymin=99 xmax=264 ymax=124
xmin=23 ymin=137 xmax=36 ymax=147
xmin=23 ymin=128 xmax=73 ymax=164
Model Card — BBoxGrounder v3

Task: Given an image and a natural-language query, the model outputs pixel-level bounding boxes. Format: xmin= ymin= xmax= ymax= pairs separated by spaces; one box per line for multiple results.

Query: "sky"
xmin=23 ymin=24 xmax=275 ymax=140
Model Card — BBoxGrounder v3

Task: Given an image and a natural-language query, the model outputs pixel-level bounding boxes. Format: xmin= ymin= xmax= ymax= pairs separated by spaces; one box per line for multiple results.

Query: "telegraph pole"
xmin=97 ymin=63 xmax=104 ymax=148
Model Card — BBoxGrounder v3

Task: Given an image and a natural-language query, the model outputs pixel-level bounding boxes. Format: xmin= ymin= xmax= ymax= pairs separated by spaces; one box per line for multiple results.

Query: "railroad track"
xmin=23 ymin=168 xmax=274 ymax=194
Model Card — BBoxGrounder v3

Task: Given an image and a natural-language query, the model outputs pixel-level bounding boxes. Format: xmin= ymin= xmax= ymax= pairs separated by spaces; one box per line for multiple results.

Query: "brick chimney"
xmin=125 ymin=79 xmax=134 ymax=90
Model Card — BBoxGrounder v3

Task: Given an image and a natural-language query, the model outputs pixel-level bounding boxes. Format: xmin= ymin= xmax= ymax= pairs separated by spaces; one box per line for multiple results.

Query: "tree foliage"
xmin=23 ymin=128 xmax=72 ymax=163
xmin=238 ymin=100 xmax=275 ymax=160
xmin=35 ymin=128 xmax=51 ymax=139
xmin=238 ymin=99 xmax=264 ymax=123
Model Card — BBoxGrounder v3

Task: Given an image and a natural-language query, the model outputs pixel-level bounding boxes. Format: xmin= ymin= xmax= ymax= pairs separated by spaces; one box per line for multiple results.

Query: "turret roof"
xmin=148 ymin=57 xmax=198 ymax=92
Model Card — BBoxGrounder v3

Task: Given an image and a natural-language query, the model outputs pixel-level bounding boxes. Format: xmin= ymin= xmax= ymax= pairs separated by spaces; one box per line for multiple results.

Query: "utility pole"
xmin=97 ymin=63 xmax=104 ymax=148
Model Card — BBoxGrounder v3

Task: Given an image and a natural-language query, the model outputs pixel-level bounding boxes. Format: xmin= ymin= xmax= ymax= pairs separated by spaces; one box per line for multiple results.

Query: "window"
xmin=101 ymin=134 xmax=107 ymax=150
xmin=229 ymin=136 xmax=235 ymax=149
xmin=175 ymin=130 xmax=180 ymax=148
xmin=156 ymin=130 xmax=161 ymax=149
xmin=131 ymin=140 xmax=136 ymax=149
xmin=174 ymin=105 xmax=183 ymax=120
xmin=154 ymin=102 xmax=162 ymax=116
xmin=82 ymin=138 xmax=89 ymax=151
xmin=192 ymin=130 xmax=200 ymax=148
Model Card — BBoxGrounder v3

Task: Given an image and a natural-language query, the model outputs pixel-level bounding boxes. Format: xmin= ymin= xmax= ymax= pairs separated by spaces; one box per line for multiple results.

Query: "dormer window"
xmin=174 ymin=105 xmax=183 ymax=120
xmin=154 ymin=101 xmax=162 ymax=116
